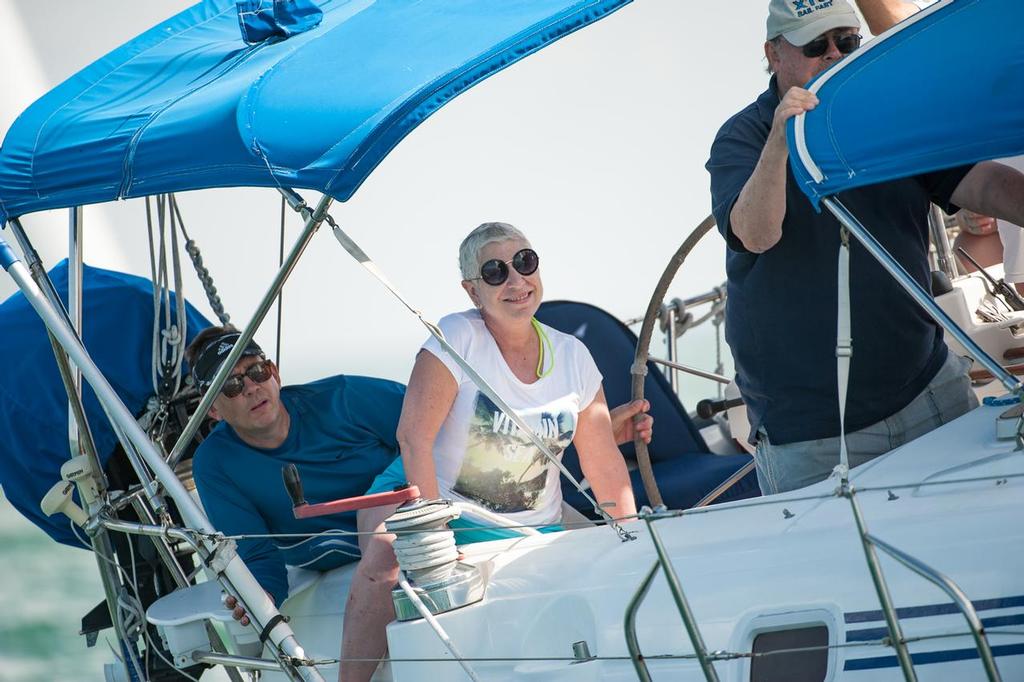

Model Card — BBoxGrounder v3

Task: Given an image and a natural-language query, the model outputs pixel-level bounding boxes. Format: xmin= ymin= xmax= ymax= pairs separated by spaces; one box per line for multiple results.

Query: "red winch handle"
xmin=282 ymin=464 xmax=420 ymax=519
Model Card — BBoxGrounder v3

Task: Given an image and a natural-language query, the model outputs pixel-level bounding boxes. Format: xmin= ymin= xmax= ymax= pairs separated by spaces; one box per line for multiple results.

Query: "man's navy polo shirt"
xmin=706 ymin=77 xmax=971 ymax=446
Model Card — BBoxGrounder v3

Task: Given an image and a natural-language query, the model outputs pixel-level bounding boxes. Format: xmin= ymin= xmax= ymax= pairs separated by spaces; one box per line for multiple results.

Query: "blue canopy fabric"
xmin=788 ymin=0 xmax=1024 ymax=208
xmin=0 ymin=0 xmax=630 ymax=225
xmin=0 ymin=262 xmax=210 ymax=547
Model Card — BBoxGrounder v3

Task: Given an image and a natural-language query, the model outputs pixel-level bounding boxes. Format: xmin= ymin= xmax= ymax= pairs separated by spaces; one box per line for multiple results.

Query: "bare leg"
xmin=339 ymin=504 xmax=400 ymax=682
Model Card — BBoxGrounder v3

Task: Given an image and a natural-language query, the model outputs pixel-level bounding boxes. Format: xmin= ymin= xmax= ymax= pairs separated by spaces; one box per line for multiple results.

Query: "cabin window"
xmin=749 ymin=625 xmax=828 ymax=682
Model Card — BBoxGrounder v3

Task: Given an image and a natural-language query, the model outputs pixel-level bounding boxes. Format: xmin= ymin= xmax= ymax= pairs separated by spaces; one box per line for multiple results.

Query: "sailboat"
xmin=1 ymin=0 xmax=1022 ymax=680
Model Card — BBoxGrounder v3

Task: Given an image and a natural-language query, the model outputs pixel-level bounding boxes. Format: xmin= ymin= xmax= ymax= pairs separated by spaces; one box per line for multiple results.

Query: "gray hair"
xmin=458 ymin=222 xmax=530 ymax=280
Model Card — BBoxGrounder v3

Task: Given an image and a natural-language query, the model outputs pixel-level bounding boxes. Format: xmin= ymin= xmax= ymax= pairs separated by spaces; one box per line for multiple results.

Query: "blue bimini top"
xmin=787 ymin=0 xmax=1024 ymax=208
xmin=0 ymin=0 xmax=631 ymax=224
xmin=0 ymin=261 xmax=210 ymax=546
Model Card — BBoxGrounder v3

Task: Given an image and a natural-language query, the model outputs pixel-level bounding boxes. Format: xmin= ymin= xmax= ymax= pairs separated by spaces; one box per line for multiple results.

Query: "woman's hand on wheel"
xmin=610 ymin=399 xmax=653 ymax=445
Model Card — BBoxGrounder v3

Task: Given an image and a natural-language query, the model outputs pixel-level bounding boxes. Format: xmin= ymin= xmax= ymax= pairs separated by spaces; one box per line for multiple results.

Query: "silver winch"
xmin=385 ymin=498 xmax=487 ymax=622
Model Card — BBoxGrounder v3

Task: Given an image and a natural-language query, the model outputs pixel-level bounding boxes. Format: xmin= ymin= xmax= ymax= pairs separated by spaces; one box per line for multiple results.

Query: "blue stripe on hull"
xmin=847 ymin=613 xmax=1024 ymax=643
xmin=845 ymin=595 xmax=1024 ymax=624
xmin=844 ymin=643 xmax=1024 ymax=671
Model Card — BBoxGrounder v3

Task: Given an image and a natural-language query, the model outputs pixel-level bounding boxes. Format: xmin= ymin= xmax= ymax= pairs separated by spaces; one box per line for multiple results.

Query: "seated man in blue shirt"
xmin=186 ymin=326 xmax=407 ymax=609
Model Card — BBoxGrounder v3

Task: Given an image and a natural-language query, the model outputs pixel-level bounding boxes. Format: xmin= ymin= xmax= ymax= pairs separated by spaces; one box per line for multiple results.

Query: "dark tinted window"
xmin=750 ymin=625 xmax=828 ymax=682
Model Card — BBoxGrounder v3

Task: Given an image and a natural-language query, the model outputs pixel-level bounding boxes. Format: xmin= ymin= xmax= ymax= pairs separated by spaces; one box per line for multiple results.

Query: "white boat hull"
xmin=269 ymin=402 xmax=1024 ymax=681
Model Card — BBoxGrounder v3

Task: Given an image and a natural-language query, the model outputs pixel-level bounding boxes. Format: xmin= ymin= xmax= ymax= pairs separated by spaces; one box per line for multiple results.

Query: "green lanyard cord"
xmin=531 ymin=317 xmax=555 ymax=379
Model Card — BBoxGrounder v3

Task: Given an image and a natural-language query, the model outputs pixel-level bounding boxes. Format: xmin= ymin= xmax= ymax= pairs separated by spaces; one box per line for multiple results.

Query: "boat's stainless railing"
xmin=624 ymin=287 xmax=729 ymax=394
xmin=624 ymin=508 xmax=723 ymax=682
xmin=823 ymin=196 xmax=1009 ymax=682
xmin=867 ymin=530 xmax=1001 ymax=680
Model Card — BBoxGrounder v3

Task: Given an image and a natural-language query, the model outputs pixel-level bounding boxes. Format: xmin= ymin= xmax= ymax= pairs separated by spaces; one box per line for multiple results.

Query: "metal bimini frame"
xmin=824 ymin=197 xmax=1021 ymax=394
xmin=0 ymin=203 xmax=331 ymax=681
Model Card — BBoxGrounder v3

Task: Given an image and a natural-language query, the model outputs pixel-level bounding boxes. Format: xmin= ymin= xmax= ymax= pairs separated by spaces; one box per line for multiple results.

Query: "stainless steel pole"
xmin=823 ymin=197 xmax=1020 ymax=393
xmin=644 ymin=516 xmax=720 ymax=682
xmin=846 ymin=490 xmax=917 ymax=681
xmin=623 ymin=561 xmax=659 ymax=682
xmin=8 ymin=218 xmax=166 ymax=510
xmin=868 ymin=534 xmax=1001 ymax=682
xmin=0 ymin=239 xmax=324 ymax=682
xmin=69 ymin=207 xmax=84 ymax=454
xmin=646 ymin=357 xmax=730 ymax=384
xmin=928 ymin=204 xmax=959 ymax=279
xmin=166 ymin=193 xmax=334 ymax=469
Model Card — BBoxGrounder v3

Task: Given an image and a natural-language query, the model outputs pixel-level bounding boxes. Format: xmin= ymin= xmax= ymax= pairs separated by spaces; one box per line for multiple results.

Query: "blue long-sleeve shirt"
xmin=192 ymin=375 xmax=404 ymax=605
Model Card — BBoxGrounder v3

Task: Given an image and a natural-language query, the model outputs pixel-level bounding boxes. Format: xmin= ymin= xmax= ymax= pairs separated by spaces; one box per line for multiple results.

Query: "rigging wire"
xmin=145 ymin=195 xmax=188 ymax=402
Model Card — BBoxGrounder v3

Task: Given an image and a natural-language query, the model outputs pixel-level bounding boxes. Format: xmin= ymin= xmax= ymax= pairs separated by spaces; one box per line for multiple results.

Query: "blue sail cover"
xmin=0 ymin=0 xmax=630 ymax=225
xmin=788 ymin=0 xmax=1024 ymax=208
xmin=0 ymin=262 xmax=210 ymax=547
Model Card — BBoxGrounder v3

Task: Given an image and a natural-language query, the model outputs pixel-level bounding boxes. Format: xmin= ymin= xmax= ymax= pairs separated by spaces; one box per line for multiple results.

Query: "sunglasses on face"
xmin=473 ymin=248 xmax=540 ymax=286
xmin=802 ymin=33 xmax=862 ymax=58
xmin=212 ymin=359 xmax=273 ymax=399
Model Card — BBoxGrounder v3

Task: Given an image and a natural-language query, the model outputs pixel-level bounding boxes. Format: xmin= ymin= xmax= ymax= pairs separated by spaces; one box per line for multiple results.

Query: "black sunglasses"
xmin=472 ymin=248 xmax=540 ymax=286
xmin=802 ymin=33 xmax=862 ymax=58
xmin=211 ymin=359 xmax=274 ymax=399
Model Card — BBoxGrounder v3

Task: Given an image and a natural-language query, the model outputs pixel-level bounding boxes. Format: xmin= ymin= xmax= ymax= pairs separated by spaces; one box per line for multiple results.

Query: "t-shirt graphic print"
xmin=453 ymin=392 xmax=575 ymax=514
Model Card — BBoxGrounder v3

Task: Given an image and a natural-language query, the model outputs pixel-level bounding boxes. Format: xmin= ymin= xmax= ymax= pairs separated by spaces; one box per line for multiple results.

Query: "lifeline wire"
xmin=301 ymin=624 xmax=1015 ymax=667
xmin=84 ymin=487 xmax=1024 ymax=673
xmin=205 ymin=467 xmax=1024 ymax=543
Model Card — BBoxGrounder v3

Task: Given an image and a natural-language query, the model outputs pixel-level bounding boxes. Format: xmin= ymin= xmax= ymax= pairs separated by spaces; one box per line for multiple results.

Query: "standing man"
xmin=706 ymin=0 xmax=1024 ymax=494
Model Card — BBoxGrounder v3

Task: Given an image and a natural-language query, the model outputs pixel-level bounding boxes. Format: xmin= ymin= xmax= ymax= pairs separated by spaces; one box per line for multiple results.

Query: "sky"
xmin=0 ymin=0 xmax=785 ymax=388
xmin=0 ymin=0 xmax=903 ymax=416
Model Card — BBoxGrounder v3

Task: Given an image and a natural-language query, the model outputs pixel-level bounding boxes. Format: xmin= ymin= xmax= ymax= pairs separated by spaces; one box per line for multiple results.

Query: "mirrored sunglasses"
xmin=474 ymin=248 xmax=540 ymax=286
xmin=802 ymin=33 xmax=862 ymax=58
xmin=212 ymin=359 xmax=273 ymax=399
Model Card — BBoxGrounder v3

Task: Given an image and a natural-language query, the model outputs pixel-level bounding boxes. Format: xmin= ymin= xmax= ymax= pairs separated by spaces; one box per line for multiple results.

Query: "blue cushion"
xmin=535 ymin=300 xmax=759 ymax=512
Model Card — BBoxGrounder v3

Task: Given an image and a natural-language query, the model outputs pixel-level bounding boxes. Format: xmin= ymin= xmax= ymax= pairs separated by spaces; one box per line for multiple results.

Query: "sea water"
xmin=0 ymin=490 xmax=111 ymax=682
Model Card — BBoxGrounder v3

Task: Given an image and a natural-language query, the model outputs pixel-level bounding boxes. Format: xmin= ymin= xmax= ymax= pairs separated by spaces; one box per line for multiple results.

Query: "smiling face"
xmin=207 ymin=355 xmax=289 ymax=447
xmin=462 ymin=238 xmax=543 ymax=325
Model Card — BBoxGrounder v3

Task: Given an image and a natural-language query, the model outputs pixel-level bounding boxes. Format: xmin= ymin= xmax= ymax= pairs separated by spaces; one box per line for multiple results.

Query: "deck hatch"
xmin=750 ymin=625 xmax=828 ymax=682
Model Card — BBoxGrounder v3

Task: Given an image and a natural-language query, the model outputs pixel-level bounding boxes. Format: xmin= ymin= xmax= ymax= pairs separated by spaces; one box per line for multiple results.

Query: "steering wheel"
xmin=629 ymin=214 xmax=717 ymax=508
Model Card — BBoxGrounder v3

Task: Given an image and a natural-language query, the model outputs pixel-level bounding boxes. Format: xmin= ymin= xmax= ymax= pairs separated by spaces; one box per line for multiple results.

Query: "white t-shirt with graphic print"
xmin=422 ymin=309 xmax=603 ymax=527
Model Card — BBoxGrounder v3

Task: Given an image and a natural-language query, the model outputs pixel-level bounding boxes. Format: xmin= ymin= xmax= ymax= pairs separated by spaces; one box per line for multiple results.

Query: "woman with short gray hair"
xmin=339 ymin=221 xmax=648 ymax=682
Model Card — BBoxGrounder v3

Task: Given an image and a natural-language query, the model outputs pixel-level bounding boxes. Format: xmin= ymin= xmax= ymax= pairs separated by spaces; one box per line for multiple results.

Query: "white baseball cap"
xmin=766 ymin=0 xmax=861 ymax=46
